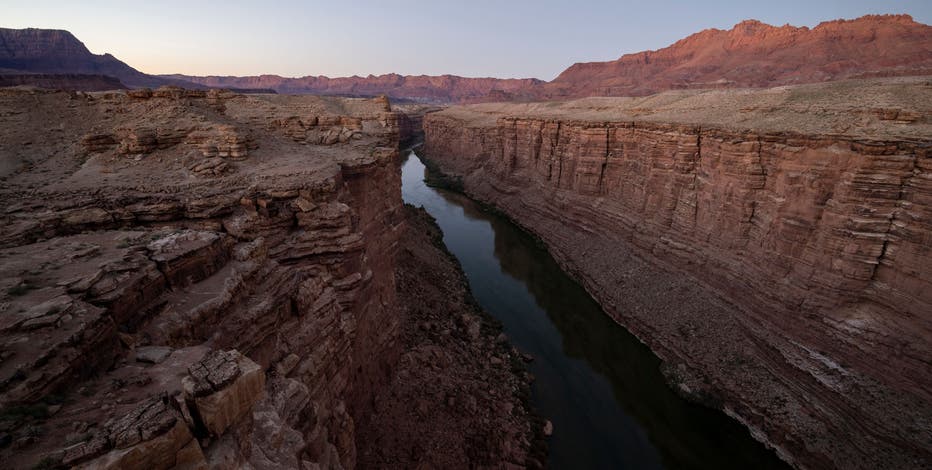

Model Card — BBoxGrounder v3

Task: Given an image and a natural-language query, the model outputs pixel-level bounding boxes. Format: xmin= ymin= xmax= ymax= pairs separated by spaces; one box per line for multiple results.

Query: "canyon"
xmin=421 ymin=76 xmax=932 ymax=470
xmin=0 ymin=10 xmax=930 ymax=470
xmin=0 ymin=87 xmax=534 ymax=468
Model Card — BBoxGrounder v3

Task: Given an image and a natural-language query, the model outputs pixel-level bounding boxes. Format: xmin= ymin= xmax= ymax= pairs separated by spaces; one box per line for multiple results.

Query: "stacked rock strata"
xmin=0 ymin=87 xmax=407 ymax=469
xmin=422 ymin=78 xmax=932 ymax=470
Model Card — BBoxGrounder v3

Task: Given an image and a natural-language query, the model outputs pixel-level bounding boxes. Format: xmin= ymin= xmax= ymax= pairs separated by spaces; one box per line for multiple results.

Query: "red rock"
xmin=0 ymin=80 xmax=530 ymax=469
xmin=538 ymin=14 xmax=932 ymax=99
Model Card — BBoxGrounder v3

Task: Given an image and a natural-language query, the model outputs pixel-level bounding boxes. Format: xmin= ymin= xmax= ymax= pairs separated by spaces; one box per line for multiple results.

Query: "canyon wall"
xmin=394 ymin=104 xmax=443 ymax=146
xmin=422 ymin=78 xmax=932 ymax=470
xmin=0 ymin=88 xmax=404 ymax=468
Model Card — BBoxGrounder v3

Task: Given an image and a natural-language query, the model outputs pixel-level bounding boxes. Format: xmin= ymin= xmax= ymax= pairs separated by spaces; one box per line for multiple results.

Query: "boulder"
xmin=182 ymin=349 xmax=265 ymax=436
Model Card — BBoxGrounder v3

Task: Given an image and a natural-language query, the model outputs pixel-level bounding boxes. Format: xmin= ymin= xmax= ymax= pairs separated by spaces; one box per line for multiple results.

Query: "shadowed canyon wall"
xmin=0 ymin=87 xmax=535 ymax=469
xmin=0 ymin=88 xmax=430 ymax=468
xmin=422 ymin=78 xmax=932 ymax=470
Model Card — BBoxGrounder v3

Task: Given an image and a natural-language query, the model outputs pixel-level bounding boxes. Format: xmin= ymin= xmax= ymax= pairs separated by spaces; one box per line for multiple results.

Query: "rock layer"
xmin=539 ymin=14 xmax=932 ymax=98
xmin=0 ymin=88 xmax=370 ymax=468
xmin=422 ymin=77 xmax=932 ymax=470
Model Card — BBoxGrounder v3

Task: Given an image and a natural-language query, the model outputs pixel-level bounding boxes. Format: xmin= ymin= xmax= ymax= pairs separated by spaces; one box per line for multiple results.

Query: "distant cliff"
xmin=0 ymin=28 xmax=196 ymax=89
xmin=3 ymin=14 xmax=930 ymax=100
xmin=538 ymin=14 xmax=932 ymax=98
xmin=163 ymin=73 xmax=543 ymax=104
xmin=168 ymin=15 xmax=932 ymax=101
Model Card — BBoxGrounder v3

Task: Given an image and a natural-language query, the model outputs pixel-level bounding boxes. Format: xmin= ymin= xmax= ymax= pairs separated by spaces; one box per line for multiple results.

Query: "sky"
xmin=3 ymin=0 xmax=930 ymax=80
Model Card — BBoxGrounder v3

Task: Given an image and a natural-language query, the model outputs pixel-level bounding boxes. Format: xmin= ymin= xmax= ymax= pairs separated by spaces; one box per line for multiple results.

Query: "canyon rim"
xmin=1 ymin=5 xmax=931 ymax=470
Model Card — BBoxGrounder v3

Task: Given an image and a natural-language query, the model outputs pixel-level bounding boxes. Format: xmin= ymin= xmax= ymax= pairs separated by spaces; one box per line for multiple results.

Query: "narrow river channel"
xmin=400 ymin=150 xmax=789 ymax=470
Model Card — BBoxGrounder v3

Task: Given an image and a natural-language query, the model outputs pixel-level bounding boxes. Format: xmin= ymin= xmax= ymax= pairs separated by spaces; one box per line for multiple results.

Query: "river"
xmin=400 ymin=150 xmax=789 ymax=470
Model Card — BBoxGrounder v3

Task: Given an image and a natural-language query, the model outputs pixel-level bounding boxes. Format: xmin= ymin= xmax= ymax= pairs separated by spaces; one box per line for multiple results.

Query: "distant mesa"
xmin=166 ymin=14 xmax=932 ymax=101
xmin=2 ymin=14 xmax=930 ymax=100
xmin=538 ymin=13 xmax=932 ymax=98
xmin=162 ymin=73 xmax=544 ymax=104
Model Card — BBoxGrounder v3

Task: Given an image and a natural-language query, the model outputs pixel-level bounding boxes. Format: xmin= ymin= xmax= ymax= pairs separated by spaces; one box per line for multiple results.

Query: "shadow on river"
xmin=401 ymin=151 xmax=789 ymax=470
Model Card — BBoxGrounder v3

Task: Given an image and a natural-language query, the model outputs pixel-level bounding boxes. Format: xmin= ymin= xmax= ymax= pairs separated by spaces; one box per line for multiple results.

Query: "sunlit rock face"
xmin=423 ymin=77 xmax=932 ymax=470
xmin=537 ymin=14 xmax=932 ymax=98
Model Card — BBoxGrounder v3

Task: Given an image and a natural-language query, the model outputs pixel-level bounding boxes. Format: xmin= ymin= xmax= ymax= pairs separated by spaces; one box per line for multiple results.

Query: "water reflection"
xmin=401 ymin=152 xmax=788 ymax=470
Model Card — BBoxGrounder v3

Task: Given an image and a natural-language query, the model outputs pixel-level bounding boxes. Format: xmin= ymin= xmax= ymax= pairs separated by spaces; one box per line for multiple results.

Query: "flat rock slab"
xmin=136 ymin=346 xmax=173 ymax=364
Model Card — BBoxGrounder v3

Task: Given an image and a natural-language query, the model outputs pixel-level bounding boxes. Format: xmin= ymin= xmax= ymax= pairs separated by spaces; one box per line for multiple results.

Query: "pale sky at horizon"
xmin=3 ymin=0 xmax=931 ymax=80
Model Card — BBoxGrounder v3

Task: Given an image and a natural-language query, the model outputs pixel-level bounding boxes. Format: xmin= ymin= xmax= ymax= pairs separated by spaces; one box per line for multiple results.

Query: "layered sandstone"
xmin=0 ymin=87 xmax=403 ymax=469
xmin=0 ymin=85 xmax=533 ymax=469
xmin=0 ymin=86 xmax=442 ymax=469
xmin=539 ymin=14 xmax=932 ymax=98
xmin=422 ymin=76 xmax=932 ymax=470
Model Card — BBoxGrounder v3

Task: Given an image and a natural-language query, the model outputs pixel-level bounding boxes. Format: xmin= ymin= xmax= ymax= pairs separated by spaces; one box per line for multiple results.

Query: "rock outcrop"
xmin=422 ymin=76 xmax=932 ymax=470
xmin=0 ymin=88 xmax=370 ymax=468
xmin=182 ymin=350 xmax=265 ymax=437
